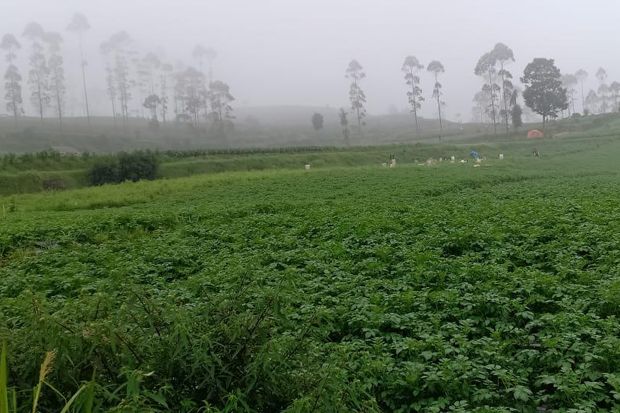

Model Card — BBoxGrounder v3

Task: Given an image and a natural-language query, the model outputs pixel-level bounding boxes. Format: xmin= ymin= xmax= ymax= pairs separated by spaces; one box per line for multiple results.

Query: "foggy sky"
xmin=3 ymin=0 xmax=620 ymax=120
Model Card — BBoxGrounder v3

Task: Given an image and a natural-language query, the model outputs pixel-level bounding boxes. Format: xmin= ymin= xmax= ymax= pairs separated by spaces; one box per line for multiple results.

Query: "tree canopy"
xmin=521 ymin=58 xmax=568 ymax=126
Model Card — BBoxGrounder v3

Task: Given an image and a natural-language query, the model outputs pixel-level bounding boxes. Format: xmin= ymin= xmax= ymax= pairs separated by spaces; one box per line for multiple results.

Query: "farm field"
xmin=2 ymin=136 xmax=620 ymax=411
xmin=3 ymin=112 xmax=620 ymax=197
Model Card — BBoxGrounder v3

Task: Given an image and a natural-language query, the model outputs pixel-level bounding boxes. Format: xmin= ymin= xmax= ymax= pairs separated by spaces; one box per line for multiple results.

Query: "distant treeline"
xmin=2 ymin=14 xmax=620 ymax=149
xmin=2 ymin=15 xmax=233 ymax=132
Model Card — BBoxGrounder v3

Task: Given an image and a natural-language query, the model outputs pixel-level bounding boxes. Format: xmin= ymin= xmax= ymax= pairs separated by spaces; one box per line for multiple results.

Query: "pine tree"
xmin=44 ymin=32 xmax=65 ymax=127
xmin=67 ymin=13 xmax=91 ymax=123
xmin=0 ymin=34 xmax=23 ymax=122
xmin=427 ymin=60 xmax=445 ymax=136
xmin=23 ymin=22 xmax=49 ymax=120
xmin=402 ymin=56 xmax=424 ymax=134
xmin=345 ymin=60 xmax=366 ymax=134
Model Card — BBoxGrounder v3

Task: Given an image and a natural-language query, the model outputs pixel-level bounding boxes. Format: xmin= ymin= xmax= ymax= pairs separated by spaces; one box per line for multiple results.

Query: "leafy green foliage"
xmin=522 ymin=58 xmax=569 ymax=125
xmin=88 ymin=161 xmax=119 ymax=186
xmin=88 ymin=151 xmax=159 ymax=186
xmin=2 ymin=139 xmax=620 ymax=411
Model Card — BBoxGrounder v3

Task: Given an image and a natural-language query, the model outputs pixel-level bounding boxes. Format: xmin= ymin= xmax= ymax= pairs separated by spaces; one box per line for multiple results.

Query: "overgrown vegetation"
xmin=2 ymin=134 xmax=620 ymax=411
xmin=1 ymin=113 xmax=619 ymax=196
xmin=89 ymin=151 xmax=159 ymax=186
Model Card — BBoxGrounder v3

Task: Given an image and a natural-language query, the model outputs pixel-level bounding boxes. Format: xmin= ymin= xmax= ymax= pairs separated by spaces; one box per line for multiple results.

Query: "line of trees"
xmin=342 ymin=57 xmax=446 ymax=143
xmin=471 ymin=43 xmax=616 ymax=134
xmin=575 ymin=67 xmax=620 ymax=115
xmin=473 ymin=43 xmax=518 ymax=134
xmin=341 ymin=44 xmax=576 ymax=142
xmin=0 ymin=14 xmax=235 ymax=132
xmin=2 ymin=18 xmax=617 ymax=143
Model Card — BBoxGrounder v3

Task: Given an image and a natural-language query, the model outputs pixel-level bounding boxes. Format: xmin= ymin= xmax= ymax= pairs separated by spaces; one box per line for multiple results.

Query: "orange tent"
xmin=527 ymin=129 xmax=544 ymax=139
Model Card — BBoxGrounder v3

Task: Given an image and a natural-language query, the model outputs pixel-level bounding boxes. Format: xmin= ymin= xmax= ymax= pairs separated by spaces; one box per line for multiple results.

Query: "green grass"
xmin=0 ymin=115 xmax=616 ymax=197
xmin=2 ymin=131 xmax=620 ymax=411
xmin=0 ymin=143 xmax=490 ymax=196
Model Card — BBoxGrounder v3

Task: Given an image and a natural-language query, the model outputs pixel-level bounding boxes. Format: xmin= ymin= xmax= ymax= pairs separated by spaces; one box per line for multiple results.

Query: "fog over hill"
xmin=2 ymin=0 xmax=620 ymax=122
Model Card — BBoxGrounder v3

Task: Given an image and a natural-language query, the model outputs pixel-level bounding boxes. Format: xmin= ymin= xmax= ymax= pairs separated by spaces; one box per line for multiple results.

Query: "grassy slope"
xmin=2 ymin=112 xmax=617 ymax=197
xmin=0 ymin=143 xmax=490 ymax=196
xmin=2 ymin=136 xmax=620 ymax=410
xmin=0 ymin=112 xmax=471 ymax=155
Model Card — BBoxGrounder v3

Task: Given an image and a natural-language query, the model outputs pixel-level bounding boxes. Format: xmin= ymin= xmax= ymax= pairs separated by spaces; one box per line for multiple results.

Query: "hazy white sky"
xmin=3 ymin=0 xmax=620 ymax=119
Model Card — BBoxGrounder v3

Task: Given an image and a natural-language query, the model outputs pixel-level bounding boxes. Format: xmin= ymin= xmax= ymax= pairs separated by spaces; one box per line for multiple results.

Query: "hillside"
xmin=0 ymin=107 xmax=477 ymax=154
xmin=2 ymin=131 xmax=620 ymax=411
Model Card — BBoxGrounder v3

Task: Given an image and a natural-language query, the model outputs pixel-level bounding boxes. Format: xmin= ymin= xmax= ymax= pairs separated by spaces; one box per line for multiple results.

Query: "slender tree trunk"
xmin=435 ymin=73 xmax=442 ymax=136
xmin=37 ymin=79 xmax=44 ymax=121
xmin=499 ymin=62 xmax=509 ymax=133
xmin=488 ymin=69 xmax=497 ymax=135
xmin=409 ymin=68 xmax=419 ymax=134
xmin=580 ymin=81 xmax=585 ymax=113
xmin=11 ymin=86 xmax=18 ymax=124
xmin=78 ymin=35 xmax=90 ymax=126
xmin=160 ymin=74 xmax=167 ymax=124
xmin=354 ymin=79 xmax=361 ymax=133
xmin=203 ymin=94 xmax=209 ymax=124
xmin=55 ymin=83 xmax=62 ymax=129
xmin=8 ymin=55 xmax=19 ymax=125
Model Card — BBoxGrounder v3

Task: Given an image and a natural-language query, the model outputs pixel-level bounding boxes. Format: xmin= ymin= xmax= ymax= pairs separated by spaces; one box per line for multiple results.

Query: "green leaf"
xmin=513 ymin=385 xmax=532 ymax=402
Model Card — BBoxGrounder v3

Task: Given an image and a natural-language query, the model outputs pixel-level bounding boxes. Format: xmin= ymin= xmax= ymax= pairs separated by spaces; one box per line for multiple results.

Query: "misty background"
xmin=3 ymin=0 xmax=620 ymax=121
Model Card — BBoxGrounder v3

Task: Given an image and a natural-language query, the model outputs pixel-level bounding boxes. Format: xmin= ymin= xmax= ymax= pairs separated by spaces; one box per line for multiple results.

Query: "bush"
xmin=89 ymin=161 xmax=120 ymax=186
xmin=88 ymin=151 xmax=159 ymax=186
xmin=118 ymin=151 xmax=159 ymax=182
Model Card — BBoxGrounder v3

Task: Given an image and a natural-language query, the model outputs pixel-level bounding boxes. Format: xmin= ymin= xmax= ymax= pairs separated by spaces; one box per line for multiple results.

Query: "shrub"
xmin=88 ymin=152 xmax=159 ymax=186
xmin=118 ymin=151 xmax=159 ymax=182
xmin=88 ymin=161 xmax=119 ymax=186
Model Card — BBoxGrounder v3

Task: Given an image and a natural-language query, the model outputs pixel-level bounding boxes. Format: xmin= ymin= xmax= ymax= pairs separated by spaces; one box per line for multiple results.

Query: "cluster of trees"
xmin=399 ymin=57 xmax=446 ymax=135
xmin=336 ymin=57 xmax=446 ymax=143
xmin=328 ymin=45 xmax=575 ymax=145
xmin=471 ymin=43 xmax=617 ymax=132
xmin=566 ymin=68 xmax=620 ymax=115
xmin=335 ymin=43 xmax=613 ymax=143
xmin=1 ymin=14 xmax=235 ymax=131
xmin=473 ymin=43 xmax=520 ymax=133
xmin=0 ymin=23 xmax=67 ymax=125
xmin=2 ymin=17 xmax=617 ymax=144
xmin=336 ymin=45 xmax=570 ymax=144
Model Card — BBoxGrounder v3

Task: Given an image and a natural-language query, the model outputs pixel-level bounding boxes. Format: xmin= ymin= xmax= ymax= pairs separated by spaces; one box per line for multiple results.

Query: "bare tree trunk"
xmin=488 ymin=69 xmax=497 ymax=135
xmin=354 ymin=79 xmax=361 ymax=134
xmin=409 ymin=68 xmax=419 ymax=134
xmin=37 ymin=80 xmax=44 ymax=121
xmin=8 ymin=55 xmax=19 ymax=125
xmin=55 ymin=84 xmax=62 ymax=129
xmin=499 ymin=62 xmax=509 ymax=133
xmin=79 ymin=35 xmax=90 ymax=126
xmin=435 ymin=73 xmax=443 ymax=137
xmin=580 ymin=81 xmax=585 ymax=113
